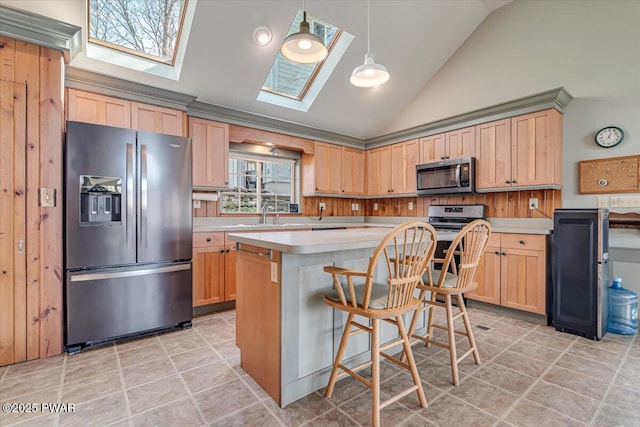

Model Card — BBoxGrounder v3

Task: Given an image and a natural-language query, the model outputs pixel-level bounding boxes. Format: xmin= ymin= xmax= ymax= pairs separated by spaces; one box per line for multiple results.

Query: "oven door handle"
xmin=455 ymin=164 xmax=462 ymax=187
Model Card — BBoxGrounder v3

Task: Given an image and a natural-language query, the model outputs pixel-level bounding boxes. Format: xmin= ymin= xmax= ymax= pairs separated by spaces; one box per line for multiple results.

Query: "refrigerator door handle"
xmin=126 ymin=143 xmax=134 ymax=249
xmin=69 ymin=263 xmax=191 ymax=282
xmin=140 ymin=144 xmax=148 ymax=249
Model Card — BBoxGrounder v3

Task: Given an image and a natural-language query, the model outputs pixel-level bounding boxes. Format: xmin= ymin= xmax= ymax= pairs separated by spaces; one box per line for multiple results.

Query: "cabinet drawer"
xmin=500 ymin=233 xmax=546 ymax=251
xmin=486 ymin=233 xmax=501 ymax=248
xmin=193 ymin=232 xmax=224 ymax=248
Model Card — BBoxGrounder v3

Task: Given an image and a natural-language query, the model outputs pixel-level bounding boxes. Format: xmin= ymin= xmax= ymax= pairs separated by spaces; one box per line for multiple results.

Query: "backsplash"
xmin=194 ymin=190 xmax=561 ymax=219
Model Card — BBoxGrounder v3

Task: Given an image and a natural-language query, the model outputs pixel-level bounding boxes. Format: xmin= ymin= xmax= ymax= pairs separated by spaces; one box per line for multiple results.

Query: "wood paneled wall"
xmin=301 ymin=197 xmax=364 ymax=216
xmin=200 ymin=190 xmax=560 ymax=219
xmin=0 ymin=36 xmax=64 ymax=361
xmin=414 ymin=189 xmax=561 ymax=219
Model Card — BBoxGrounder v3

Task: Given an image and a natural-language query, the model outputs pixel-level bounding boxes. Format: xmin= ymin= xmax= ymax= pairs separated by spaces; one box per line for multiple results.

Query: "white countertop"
xmin=194 ymin=217 xmax=553 ymax=235
xmin=227 ymin=227 xmax=459 ymax=255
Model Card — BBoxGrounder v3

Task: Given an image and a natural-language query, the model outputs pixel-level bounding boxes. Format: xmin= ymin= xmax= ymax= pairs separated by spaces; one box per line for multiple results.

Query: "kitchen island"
xmin=227 ymin=227 xmax=457 ymax=407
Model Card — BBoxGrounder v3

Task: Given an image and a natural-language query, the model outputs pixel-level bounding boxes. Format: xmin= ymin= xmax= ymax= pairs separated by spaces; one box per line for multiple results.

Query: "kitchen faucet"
xmin=261 ymin=204 xmax=274 ymax=224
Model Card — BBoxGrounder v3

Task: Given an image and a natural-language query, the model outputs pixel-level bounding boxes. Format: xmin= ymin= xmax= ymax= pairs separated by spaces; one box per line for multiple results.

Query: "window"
xmin=88 ymin=0 xmax=188 ymax=64
xmin=222 ymin=153 xmax=297 ymax=214
xmin=258 ymin=10 xmax=353 ymax=112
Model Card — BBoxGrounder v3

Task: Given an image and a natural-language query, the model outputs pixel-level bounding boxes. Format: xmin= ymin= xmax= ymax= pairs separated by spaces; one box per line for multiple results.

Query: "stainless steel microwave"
xmin=416 ymin=157 xmax=475 ymax=196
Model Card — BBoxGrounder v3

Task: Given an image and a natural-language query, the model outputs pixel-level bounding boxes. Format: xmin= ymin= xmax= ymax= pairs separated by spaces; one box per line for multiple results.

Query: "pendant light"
xmin=280 ymin=0 xmax=328 ymax=64
xmin=350 ymin=1 xmax=389 ymax=88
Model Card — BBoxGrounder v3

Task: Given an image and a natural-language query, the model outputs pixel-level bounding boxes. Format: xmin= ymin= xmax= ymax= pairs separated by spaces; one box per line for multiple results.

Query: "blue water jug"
xmin=607 ymin=278 xmax=638 ymax=335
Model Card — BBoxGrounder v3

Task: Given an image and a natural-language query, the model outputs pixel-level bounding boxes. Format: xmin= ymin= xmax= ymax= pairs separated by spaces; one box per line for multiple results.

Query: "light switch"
xmin=193 ymin=200 xmax=201 ymax=209
xmin=39 ymin=188 xmax=56 ymax=207
xmin=408 ymin=202 xmax=414 ymax=211
xmin=373 ymin=203 xmax=379 ymax=211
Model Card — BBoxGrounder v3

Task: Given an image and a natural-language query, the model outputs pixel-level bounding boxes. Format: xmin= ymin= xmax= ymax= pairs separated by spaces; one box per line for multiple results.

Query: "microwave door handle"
xmin=455 ymin=164 xmax=462 ymax=187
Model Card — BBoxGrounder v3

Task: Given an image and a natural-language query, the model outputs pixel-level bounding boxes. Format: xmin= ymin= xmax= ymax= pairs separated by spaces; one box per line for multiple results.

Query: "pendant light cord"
xmin=367 ymin=0 xmax=371 ymax=54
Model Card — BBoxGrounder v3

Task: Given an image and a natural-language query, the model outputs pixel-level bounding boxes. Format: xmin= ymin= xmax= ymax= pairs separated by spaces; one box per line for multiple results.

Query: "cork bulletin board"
xmin=578 ymin=155 xmax=640 ymax=194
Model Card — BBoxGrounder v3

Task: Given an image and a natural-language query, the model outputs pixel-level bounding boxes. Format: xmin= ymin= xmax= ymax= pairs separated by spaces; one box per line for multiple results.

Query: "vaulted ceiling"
xmin=3 ymin=0 xmax=511 ymax=139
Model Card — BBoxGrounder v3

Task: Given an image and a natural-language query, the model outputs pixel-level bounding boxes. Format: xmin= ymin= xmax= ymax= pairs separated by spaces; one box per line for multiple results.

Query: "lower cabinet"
xmin=192 ymin=232 xmax=236 ymax=306
xmin=467 ymin=233 xmax=547 ymax=315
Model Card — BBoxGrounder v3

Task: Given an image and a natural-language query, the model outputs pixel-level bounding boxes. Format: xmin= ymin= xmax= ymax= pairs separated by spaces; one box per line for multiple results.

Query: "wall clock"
xmin=594 ymin=126 xmax=624 ymax=148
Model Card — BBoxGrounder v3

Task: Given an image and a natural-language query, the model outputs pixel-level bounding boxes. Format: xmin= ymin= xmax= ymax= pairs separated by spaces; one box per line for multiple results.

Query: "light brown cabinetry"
xmin=367 ymin=140 xmax=418 ymax=195
xmin=189 ymin=117 xmax=230 ymax=189
xmin=131 ymin=101 xmax=186 ymax=137
xmin=236 ymin=246 xmax=281 ymax=403
xmin=475 ymin=119 xmax=512 ymax=189
xmin=66 ymin=89 xmax=187 ymax=137
xmin=341 ymin=147 xmax=365 ymax=195
xmin=67 ymin=88 xmax=131 ymax=128
xmin=475 ymin=110 xmax=562 ymax=191
xmin=192 ymin=233 xmax=236 ymax=306
xmin=419 ymin=127 xmax=474 ymax=163
xmin=468 ymin=233 xmax=547 ymax=315
xmin=303 ymin=142 xmax=364 ymax=196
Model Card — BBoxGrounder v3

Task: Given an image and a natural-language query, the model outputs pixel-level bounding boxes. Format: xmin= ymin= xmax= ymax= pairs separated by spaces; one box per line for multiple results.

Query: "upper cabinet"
xmin=67 ymin=89 xmax=187 ymax=137
xmin=419 ymin=126 xmax=474 ymax=163
xmin=67 ymin=89 xmax=131 ymax=128
xmin=341 ymin=147 xmax=365 ymax=196
xmin=303 ymin=142 xmax=364 ymax=196
xmin=131 ymin=102 xmax=186 ymax=137
xmin=475 ymin=119 xmax=512 ymax=189
xmin=189 ymin=117 xmax=229 ymax=190
xmin=367 ymin=139 xmax=418 ymax=196
xmin=475 ymin=109 xmax=562 ymax=191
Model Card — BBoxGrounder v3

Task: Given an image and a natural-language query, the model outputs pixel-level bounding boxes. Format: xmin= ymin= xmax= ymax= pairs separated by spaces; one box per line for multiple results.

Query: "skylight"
xmin=258 ymin=10 xmax=353 ymax=112
xmin=88 ymin=0 xmax=188 ymax=64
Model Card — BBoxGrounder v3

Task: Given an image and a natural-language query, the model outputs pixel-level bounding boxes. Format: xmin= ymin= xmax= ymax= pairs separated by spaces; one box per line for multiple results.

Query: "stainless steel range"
xmin=427 ymin=204 xmax=487 ymax=231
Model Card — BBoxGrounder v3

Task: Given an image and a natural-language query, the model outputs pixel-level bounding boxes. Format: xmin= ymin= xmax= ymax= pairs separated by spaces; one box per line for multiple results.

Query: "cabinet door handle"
xmin=206 ymin=237 xmax=212 ymax=242
xmin=502 ymin=252 xmax=507 ymax=256
xmin=505 ymin=180 xmax=510 ymax=184
xmin=18 ymin=238 xmax=24 ymax=254
xmin=511 ymin=180 xmax=517 ymax=184
xmin=315 ymin=187 xmax=318 ymax=191
xmin=220 ymin=249 xmax=225 ymax=254
xmin=226 ymin=249 xmax=230 ymax=253
xmin=494 ymin=251 xmax=500 ymax=255
xmin=518 ymin=240 xmax=525 ymax=245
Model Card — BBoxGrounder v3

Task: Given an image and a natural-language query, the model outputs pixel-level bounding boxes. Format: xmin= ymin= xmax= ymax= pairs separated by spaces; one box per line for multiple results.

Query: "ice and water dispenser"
xmin=79 ymin=175 xmax=122 ymax=224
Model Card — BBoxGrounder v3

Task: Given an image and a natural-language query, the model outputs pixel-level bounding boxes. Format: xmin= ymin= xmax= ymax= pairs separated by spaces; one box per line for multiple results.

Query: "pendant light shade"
xmin=350 ymin=53 xmax=389 ymax=88
xmin=351 ymin=1 xmax=389 ymax=88
xmin=280 ymin=11 xmax=328 ymax=64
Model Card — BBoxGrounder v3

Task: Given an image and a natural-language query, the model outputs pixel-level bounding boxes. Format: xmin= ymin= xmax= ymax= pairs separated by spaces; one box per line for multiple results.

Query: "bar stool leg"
xmin=397 ymin=314 xmax=427 ymax=408
xmin=458 ymin=294 xmax=481 ymax=365
xmin=325 ymin=312 xmax=354 ymax=398
xmin=371 ymin=318 xmax=380 ymax=427
xmin=445 ymin=294 xmax=459 ymax=386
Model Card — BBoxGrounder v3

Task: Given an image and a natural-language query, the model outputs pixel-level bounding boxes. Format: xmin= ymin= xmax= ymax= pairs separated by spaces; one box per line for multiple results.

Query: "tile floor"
xmin=1 ymin=307 xmax=639 ymax=427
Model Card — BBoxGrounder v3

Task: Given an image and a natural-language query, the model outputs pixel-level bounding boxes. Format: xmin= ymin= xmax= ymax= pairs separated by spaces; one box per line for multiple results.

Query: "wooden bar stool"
xmin=405 ymin=219 xmax=491 ymax=386
xmin=322 ymin=221 xmax=438 ymax=427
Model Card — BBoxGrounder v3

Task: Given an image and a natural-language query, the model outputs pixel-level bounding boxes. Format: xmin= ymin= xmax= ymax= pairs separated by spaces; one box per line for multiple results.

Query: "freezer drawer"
xmin=66 ymin=263 xmax=192 ymax=348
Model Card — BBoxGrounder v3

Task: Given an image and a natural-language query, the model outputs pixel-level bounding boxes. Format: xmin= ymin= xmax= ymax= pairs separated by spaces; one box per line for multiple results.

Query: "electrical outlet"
xmin=597 ymin=196 xmax=608 ymax=208
xmin=319 ymin=202 xmax=326 ymax=211
xmin=408 ymin=202 xmax=414 ymax=211
xmin=193 ymin=200 xmax=201 ymax=209
xmin=355 ymin=203 xmax=359 ymax=211
xmin=529 ymin=198 xmax=539 ymax=210
xmin=373 ymin=202 xmax=379 ymax=211
xmin=351 ymin=203 xmax=359 ymax=211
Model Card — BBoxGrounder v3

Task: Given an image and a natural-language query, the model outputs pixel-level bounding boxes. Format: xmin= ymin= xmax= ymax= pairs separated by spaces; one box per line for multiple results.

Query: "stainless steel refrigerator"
xmin=552 ymin=208 xmax=609 ymax=340
xmin=65 ymin=121 xmax=193 ymax=353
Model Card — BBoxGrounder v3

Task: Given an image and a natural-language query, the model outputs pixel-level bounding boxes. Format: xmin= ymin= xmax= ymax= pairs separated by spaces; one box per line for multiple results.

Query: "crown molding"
xmin=365 ymin=87 xmax=573 ymax=148
xmin=65 ymin=66 xmax=196 ymax=111
xmin=0 ymin=5 xmax=82 ymax=62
